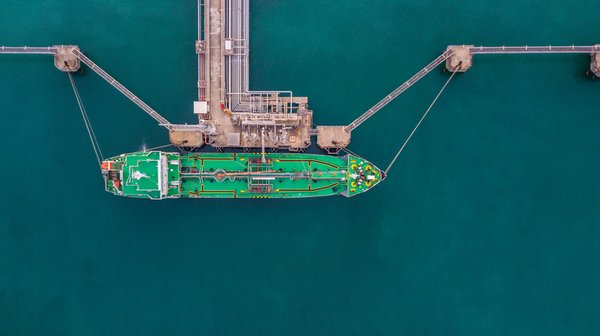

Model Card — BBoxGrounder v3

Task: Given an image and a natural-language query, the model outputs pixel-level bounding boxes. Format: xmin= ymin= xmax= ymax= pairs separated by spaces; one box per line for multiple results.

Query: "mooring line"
xmin=385 ymin=66 xmax=460 ymax=175
xmin=67 ymin=72 xmax=104 ymax=167
xmin=341 ymin=146 xmax=361 ymax=158
xmin=145 ymin=143 xmax=176 ymax=151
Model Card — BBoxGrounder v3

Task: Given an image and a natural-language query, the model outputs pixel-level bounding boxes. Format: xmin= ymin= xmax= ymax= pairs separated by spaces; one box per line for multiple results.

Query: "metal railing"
xmin=0 ymin=46 xmax=57 ymax=54
xmin=471 ymin=45 xmax=600 ymax=54
xmin=346 ymin=44 xmax=600 ymax=132
xmin=72 ymin=49 xmax=174 ymax=130
xmin=1 ymin=45 xmax=174 ymax=130
xmin=345 ymin=49 xmax=455 ymax=132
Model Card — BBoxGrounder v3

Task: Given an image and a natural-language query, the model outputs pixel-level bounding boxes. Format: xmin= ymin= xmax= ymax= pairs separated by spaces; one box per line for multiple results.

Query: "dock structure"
xmin=54 ymin=46 xmax=81 ymax=72
xmin=316 ymin=126 xmax=352 ymax=154
xmin=1 ymin=5 xmax=598 ymax=154
xmin=590 ymin=46 xmax=600 ymax=78
xmin=71 ymin=49 xmax=173 ymax=130
xmin=194 ymin=0 xmax=313 ymax=151
xmin=446 ymin=45 xmax=600 ymax=73
xmin=345 ymin=49 xmax=455 ymax=134
xmin=0 ymin=45 xmax=175 ymax=131
xmin=0 ymin=45 xmax=79 ymax=72
xmin=337 ymin=44 xmax=600 ymax=152
xmin=321 ymin=48 xmax=458 ymax=153
xmin=446 ymin=45 xmax=473 ymax=72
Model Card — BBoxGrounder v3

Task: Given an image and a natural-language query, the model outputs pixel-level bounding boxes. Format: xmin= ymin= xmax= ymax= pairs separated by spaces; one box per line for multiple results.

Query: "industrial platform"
xmin=1 ymin=2 xmax=598 ymax=156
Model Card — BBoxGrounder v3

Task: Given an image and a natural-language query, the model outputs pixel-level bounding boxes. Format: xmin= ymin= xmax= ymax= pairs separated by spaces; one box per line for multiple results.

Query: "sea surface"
xmin=1 ymin=1 xmax=599 ymax=335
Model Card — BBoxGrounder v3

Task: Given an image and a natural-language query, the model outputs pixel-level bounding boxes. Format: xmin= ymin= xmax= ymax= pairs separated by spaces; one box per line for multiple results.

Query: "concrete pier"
xmin=197 ymin=0 xmax=314 ymax=150
xmin=446 ymin=45 xmax=473 ymax=72
xmin=317 ymin=126 xmax=351 ymax=154
xmin=591 ymin=46 xmax=600 ymax=78
xmin=4 ymin=15 xmax=598 ymax=153
xmin=53 ymin=45 xmax=80 ymax=72
xmin=170 ymin=129 xmax=205 ymax=148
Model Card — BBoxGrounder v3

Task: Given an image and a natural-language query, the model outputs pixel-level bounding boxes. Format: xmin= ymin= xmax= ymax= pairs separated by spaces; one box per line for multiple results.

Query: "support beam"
xmin=0 ymin=45 xmax=79 ymax=72
xmin=347 ymin=44 xmax=600 ymax=135
xmin=316 ymin=126 xmax=351 ymax=154
xmin=345 ymin=49 xmax=455 ymax=133
xmin=592 ymin=45 xmax=600 ymax=78
xmin=448 ymin=45 xmax=600 ymax=73
xmin=446 ymin=45 xmax=473 ymax=72
xmin=71 ymin=49 xmax=174 ymax=130
xmin=170 ymin=129 xmax=205 ymax=148
xmin=0 ymin=46 xmax=56 ymax=55
xmin=54 ymin=45 xmax=80 ymax=72
xmin=470 ymin=45 xmax=599 ymax=54
xmin=0 ymin=45 xmax=174 ymax=130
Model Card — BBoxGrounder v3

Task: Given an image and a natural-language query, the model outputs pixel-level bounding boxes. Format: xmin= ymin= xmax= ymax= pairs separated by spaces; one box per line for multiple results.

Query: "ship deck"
xmin=104 ymin=151 xmax=382 ymax=199
xmin=179 ymin=153 xmax=348 ymax=198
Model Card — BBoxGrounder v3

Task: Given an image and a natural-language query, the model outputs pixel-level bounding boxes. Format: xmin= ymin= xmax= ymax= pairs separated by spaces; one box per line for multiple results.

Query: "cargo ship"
xmin=101 ymin=151 xmax=384 ymax=199
xmin=2 ymin=0 xmax=598 ymax=201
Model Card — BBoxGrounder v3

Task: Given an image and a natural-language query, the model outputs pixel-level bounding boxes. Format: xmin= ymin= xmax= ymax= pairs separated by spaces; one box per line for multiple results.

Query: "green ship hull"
xmin=101 ymin=151 xmax=384 ymax=199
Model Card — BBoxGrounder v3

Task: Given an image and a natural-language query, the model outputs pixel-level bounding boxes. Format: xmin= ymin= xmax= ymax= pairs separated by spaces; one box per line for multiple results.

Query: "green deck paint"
xmin=1 ymin=1 xmax=600 ymax=335
xmin=103 ymin=152 xmax=383 ymax=199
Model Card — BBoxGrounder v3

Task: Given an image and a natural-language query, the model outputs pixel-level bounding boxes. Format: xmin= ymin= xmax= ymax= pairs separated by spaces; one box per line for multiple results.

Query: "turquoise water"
xmin=1 ymin=0 xmax=600 ymax=335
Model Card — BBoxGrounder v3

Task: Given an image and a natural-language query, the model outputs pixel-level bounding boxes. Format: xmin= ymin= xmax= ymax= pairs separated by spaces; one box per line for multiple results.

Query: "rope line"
xmin=145 ymin=143 xmax=176 ymax=151
xmin=341 ymin=146 xmax=361 ymax=158
xmin=67 ymin=72 xmax=104 ymax=167
xmin=385 ymin=67 xmax=460 ymax=175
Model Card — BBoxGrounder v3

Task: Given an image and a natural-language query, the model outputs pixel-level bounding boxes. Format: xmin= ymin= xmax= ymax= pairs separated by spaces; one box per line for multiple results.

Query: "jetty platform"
xmin=1 ymin=2 xmax=598 ymax=154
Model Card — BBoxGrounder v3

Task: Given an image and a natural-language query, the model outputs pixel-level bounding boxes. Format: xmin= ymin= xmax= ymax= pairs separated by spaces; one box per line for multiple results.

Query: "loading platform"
xmin=345 ymin=44 xmax=600 ymax=135
xmin=1 ymin=3 xmax=598 ymax=155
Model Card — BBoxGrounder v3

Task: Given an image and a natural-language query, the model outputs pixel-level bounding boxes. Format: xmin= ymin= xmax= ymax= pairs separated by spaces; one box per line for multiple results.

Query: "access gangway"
xmin=346 ymin=45 xmax=600 ymax=133
xmin=470 ymin=45 xmax=600 ymax=54
xmin=71 ymin=49 xmax=174 ymax=130
xmin=345 ymin=49 xmax=455 ymax=132
xmin=0 ymin=46 xmax=174 ymax=131
xmin=0 ymin=46 xmax=57 ymax=54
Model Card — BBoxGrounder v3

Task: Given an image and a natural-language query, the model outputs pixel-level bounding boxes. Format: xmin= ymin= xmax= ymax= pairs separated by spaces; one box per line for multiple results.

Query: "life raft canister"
xmin=101 ymin=161 xmax=113 ymax=171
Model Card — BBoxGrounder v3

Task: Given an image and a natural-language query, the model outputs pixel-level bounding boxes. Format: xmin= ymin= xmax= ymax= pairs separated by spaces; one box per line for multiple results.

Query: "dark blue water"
xmin=1 ymin=1 xmax=599 ymax=335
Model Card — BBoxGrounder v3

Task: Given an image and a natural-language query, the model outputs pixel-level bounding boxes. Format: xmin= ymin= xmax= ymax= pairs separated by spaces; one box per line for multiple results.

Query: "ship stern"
xmin=100 ymin=151 xmax=181 ymax=199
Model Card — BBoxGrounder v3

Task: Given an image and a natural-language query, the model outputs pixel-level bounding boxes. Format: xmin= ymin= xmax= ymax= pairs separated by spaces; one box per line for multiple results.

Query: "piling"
xmin=446 ymin=45 xmax=473 ymax=72
xmin=591 ymin=46 xmax=600 ymax=78
xmin=53 ymin=45 xmax=80 ymax=72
